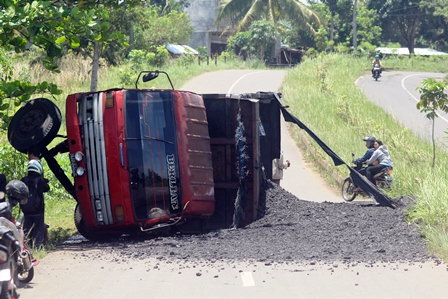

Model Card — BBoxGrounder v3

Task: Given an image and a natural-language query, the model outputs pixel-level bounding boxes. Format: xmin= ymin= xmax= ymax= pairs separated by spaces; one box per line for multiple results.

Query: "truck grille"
xmin=78 ymin=93 xmax=113 ymax=225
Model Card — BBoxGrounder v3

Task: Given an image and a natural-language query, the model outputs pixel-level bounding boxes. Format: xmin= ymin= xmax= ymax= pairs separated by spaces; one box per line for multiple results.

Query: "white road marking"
xmin=401 ymin=74 xmax=448 ymax=124
xmin=227 ymin=71 xmax=267 ymax=94
xmin=240 ymin=272 xmax=255 ymax=287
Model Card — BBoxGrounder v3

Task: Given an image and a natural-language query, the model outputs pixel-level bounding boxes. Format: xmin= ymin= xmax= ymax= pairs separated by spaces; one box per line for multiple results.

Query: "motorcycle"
xmin=341 ymin=153 xmax=394 ymax=202
xmin=0 ymin=203 xmax=20 ymax=299
xmin=4 ymin=180 xmax=36 ymax=288
xmin=372 ymin=63 xmax=381 ymax=81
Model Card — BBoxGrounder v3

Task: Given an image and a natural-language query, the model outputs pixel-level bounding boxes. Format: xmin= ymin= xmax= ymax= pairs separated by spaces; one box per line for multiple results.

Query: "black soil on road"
xmin=68 ymin=183 xmax=437 ymax=267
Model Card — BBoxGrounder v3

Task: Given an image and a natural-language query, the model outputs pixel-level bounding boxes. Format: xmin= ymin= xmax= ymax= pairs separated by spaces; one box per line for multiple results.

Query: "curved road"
xmin=19 ymin=70 xmax=448 ymax=299
xmin=356 ymin=71 xmax=448 ymax=148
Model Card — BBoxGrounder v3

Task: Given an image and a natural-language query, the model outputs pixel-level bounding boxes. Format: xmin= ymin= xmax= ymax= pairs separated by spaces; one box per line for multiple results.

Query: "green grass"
xmin=4 ymin=52 xmax=448 ymax=261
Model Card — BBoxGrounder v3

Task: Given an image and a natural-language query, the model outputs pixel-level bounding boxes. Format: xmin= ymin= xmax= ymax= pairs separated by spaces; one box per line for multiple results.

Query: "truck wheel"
xmin=74 ymin=204 xmax=120 ymax=241
xmin=74 ymin=203 xmax=94 ymax=241
xmin=8 ymin=98 xmax=62 ymax=154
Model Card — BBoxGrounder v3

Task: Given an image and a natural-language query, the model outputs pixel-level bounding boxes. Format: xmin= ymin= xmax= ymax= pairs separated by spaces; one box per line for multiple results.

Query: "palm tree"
xmin=215 ymin=0 xmax=321 ymax=35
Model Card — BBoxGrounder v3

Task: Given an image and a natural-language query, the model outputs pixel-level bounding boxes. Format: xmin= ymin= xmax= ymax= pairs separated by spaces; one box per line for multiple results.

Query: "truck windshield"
xmin=125 ymin=91 xmax=181 ymax=221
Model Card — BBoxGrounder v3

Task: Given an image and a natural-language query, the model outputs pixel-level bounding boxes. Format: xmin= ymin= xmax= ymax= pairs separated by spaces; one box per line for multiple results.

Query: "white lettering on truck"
xmin=166 ymin=154 xmax=179 ymax=210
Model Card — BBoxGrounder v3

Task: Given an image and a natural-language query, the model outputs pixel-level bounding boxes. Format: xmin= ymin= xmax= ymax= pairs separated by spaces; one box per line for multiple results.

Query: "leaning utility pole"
xmin=352 ymin=0 xmax=357 ymax=50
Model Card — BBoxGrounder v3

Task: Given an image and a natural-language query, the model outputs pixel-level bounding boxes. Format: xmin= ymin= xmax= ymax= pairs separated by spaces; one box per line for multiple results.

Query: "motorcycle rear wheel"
xmin=377 ymin=179 xmax=393 ymax=191
xmin=17 ymin=266 xmax=34 ymax=286
xmin=342 ymin=178 xmax=357 ymax=202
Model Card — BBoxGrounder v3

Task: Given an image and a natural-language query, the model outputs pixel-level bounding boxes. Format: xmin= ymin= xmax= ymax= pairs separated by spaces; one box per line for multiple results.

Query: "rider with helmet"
xmin=2 ymin=180 xmax=29 ymax=222
xmin=353 ymin=136 xmax=376 ymax=176
xmin=372 ymin=55 xmax=383 ymax=77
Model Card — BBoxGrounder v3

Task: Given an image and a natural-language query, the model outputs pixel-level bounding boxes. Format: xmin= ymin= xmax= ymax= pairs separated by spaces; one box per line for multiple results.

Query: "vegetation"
xmin=416 ymin=79 xmax=448 ymax=167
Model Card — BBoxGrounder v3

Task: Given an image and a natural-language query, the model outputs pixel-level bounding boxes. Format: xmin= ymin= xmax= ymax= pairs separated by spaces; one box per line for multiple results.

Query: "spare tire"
xmin=8 ymin=98 xmax=62 ymax=154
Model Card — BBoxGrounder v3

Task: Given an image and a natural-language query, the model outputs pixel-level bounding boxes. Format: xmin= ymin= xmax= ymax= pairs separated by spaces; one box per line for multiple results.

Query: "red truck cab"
xmin=7 ymin=71 xmax=285 ymax=240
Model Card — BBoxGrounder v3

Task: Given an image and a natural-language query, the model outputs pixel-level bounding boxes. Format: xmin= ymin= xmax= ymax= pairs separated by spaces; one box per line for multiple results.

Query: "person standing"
xmin=28 ymin=146 xmax=43 ymax=175
xmin=272 ymin=152 xmax=290 ymax=185
xmin=21 ymin=159 xmax=50 ymax=248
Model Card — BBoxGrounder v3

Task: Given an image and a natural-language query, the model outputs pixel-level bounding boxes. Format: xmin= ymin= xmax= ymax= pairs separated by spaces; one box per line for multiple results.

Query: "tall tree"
xmin=321 ymin=0 xmax=339 ymax=51
xmin=0 ymin=1 xmax=141 ymax=96
xmin=215 ymin=0 xmax=321 ymax=35
xmin=367 ymin=0 xmax=425 ymax=54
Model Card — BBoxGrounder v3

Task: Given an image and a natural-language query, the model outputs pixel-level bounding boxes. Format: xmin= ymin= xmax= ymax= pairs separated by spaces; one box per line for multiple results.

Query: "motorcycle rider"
xmin=371 ymin=54 xmax=382 ymax=77
xmin=353 ymin=136 xmax=376 ymax=177
xmin=365 ymin=140 xmax=393 ymax=185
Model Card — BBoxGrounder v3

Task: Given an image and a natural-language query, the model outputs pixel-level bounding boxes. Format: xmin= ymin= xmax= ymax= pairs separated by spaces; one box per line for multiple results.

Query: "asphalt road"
xmin=18 ymin=70 xmax=448 ymax=299
xmin=356 ymin=71 xmax=448 ymax=148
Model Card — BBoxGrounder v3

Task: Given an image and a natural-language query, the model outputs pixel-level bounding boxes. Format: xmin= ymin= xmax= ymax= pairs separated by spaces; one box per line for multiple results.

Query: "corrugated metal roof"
xmin=166 ymin=44 xmax=199 ymax=55
xmin=376 ymin=47 xmax=448 ymax=56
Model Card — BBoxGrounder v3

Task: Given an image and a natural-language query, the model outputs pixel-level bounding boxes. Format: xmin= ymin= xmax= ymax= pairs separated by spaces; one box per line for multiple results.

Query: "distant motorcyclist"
xmin=371 ymin=55 xmax=382 ymax=77
xmin=353 ymin=136 xmax=376 ymax=176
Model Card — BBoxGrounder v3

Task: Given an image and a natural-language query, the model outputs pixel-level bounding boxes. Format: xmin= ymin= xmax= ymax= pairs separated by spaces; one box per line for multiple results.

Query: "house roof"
xmin=376 ymin=47 xmax=448 ymax=56
xmin=166 ymin=44 xmax=199 ymax=55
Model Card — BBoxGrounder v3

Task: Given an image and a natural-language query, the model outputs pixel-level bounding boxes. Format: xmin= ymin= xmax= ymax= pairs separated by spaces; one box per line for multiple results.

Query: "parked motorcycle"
xmin=0 ymin=202 xmax=20 ymax=299
xmin=341 ymin=153 xmax=394 ymax=202
xmin=372 ymin=63 xmax=381 ymax=81
xmin=4 ymin=180 xmax=35 ymax=288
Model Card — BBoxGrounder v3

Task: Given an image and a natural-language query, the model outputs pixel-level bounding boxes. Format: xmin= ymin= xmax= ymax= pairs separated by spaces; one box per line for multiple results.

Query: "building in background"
xmin=183 ymin=0 xmax=230 ymax=56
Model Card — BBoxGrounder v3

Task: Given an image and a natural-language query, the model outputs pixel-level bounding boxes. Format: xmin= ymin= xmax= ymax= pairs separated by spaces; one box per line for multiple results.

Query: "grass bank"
xmin=281 ymin=53 xmax=448 ymax=260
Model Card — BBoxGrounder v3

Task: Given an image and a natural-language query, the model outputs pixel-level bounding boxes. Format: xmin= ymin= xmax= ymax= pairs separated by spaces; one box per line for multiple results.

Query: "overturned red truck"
xmin=7 ymin=71 xmax=286 ymax=240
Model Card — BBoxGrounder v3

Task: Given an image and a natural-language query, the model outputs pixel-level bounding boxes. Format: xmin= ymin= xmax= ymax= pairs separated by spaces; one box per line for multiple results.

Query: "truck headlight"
xmin=76 ymin=166 xmax=85 ymax=176
xmin=74 ymin=151 xmax=84 ymax=162
xmin=96 ymin=211 xmax=104 ymax=222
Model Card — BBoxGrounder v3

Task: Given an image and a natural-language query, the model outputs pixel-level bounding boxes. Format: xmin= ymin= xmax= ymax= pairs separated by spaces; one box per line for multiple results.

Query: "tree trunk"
xmin=330 ymin=14 xmax=334 ymax=52
xmin=352 ymin=0 xmax=357 ymax=50
xmin=129 ymin=21 xmax=134 ymax=52
xmin=90 ymin=41 xmax=100 ymax=92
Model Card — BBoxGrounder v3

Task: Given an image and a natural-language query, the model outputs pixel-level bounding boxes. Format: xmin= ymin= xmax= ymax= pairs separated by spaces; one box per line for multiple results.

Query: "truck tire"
xmin=8 ymin=98 xmax=62 ymax=154
xmin=74 ymin=204 xmax=120 ymax=241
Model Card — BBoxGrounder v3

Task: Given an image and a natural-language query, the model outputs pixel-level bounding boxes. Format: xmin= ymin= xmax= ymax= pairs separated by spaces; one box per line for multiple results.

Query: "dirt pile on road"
xmin=76 ymin=182 xmax=436 ymax=266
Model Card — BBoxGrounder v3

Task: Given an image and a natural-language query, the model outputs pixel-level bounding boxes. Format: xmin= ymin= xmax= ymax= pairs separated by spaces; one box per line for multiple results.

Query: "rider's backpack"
xmin=20 ymin=177 xmax=43 ymax=214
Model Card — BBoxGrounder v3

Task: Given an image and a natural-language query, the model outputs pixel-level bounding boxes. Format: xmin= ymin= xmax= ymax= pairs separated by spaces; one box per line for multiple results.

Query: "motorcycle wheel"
xmin=17 ymin=266 xmax=34 ymax=285
xmin=377 ymin=179 xmax=393 ymax=191
xmin=0 ymin=281 xmax=9 ymax=299
xmin=342 ymin=178 xmax=357 ymax=202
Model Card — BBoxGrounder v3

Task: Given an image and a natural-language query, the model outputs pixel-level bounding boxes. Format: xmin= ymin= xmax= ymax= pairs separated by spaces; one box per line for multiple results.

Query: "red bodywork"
xmin=65 ymin=89 xmax=215 ymax=234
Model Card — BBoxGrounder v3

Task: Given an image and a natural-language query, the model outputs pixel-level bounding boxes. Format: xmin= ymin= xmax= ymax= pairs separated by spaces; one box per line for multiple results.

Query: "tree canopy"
xmin=216 ymin=0 xmax=321 ymax=35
